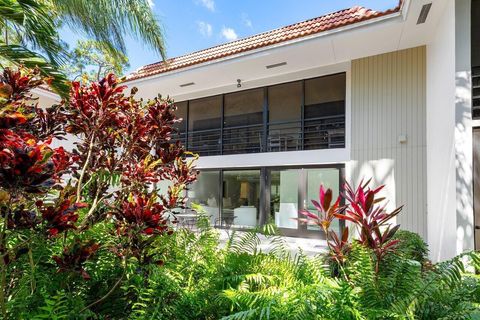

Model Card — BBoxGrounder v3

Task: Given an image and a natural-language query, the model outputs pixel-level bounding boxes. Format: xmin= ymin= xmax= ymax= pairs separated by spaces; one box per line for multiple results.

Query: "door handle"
xmin=476 ymin=226 xmax=480 ymax=230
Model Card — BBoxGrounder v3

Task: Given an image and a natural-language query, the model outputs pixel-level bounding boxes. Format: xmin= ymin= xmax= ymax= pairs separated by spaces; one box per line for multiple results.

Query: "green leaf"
xmin=0 ymin=44 xmax=70 ymax=98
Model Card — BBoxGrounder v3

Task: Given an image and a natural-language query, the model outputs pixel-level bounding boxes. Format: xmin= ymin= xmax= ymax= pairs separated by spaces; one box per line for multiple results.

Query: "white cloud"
xmin=196 ymin=0 xmax=215 ymax=12
xmin=147 ymin=0 xmax=154 ymax=7
xmin=241 ymin=13 xmax=253 ymax=29
xmin=197 ymin=21 xmax=213 ymax=37
xmin=221 ymin=27 xmax=238 ymax=41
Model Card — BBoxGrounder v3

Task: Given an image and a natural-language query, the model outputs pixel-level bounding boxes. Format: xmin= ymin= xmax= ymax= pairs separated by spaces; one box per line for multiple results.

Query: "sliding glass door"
xmin=304 ymin=168 xmax=341 ymax=234
xmin=269 ymin=169 xmax=300 ymax=229
xmin=188 ymin=166 xmax=343 ymax=237
xmin=267 ymin=167 xmax=342 ymax=237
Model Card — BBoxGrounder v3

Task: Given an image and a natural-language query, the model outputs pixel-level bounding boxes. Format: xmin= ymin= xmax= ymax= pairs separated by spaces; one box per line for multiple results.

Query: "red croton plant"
xmin=0 ymin=67 xmax=197 ymax=315
xmin=300 ymin=179 xmax=403 ymax=272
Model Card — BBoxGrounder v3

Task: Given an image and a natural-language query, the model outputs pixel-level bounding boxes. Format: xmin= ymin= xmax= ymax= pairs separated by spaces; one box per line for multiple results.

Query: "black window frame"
xmin=176 ymin=72 xmax=347 ymax=156
xmin=193 ymin=164 xmax=345 ymax=239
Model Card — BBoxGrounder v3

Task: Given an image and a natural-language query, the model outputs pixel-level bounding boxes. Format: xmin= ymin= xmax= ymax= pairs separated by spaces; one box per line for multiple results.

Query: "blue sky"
xmin=60 ymin=0 xmax=399 ymax=73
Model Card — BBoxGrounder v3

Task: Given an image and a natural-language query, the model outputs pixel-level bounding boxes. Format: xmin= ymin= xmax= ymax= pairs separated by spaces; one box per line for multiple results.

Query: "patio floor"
xmin=216 ymin=229 xmax=328 ymax=256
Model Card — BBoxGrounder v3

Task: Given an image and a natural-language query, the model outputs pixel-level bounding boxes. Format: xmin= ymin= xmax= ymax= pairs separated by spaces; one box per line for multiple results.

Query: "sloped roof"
xmin=126 ymin=3 xmax=402 ymax=82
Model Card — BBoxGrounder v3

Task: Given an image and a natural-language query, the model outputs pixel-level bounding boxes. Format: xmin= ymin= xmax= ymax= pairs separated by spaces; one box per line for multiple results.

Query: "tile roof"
xmin=126 ymin=2 xmax=402 ymax=82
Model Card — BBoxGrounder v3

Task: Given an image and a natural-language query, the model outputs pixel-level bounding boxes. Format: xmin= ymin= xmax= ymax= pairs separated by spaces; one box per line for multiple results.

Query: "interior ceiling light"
xmin=266 ymin=62 xmax=287 ymax=69
xmin=417 ymin=3 xmax=432 ymax=25
xmin=179 ymin=82 xmax=195 ymax=87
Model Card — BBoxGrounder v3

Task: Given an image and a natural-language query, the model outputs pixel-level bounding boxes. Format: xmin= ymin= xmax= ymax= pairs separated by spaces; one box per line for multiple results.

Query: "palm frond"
xmin=0 ymin=43 xmax=69 ymax=97
xmin=51 ymin=0 xmax=166 ymax=59
xmin=0 ymin=0 xmax=66 ymax=64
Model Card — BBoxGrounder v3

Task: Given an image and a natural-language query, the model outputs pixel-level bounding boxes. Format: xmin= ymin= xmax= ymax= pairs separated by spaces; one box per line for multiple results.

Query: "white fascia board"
xmin=195 ymin=148 xmax=350 ymax=169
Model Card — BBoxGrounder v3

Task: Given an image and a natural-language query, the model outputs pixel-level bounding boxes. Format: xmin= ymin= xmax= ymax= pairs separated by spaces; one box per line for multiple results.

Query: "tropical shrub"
xmin=0 ymin=66 xmax=479 ymax=320
xmin=0 ymin=66 xmax=197 ymax=318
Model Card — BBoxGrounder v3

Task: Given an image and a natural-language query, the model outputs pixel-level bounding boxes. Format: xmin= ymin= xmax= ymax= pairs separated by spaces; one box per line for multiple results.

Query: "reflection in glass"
xmin=222 ymin=170 xmax=260 ymax=228
xmin=187 ymin=171 xmax=220 ymax=224
xmin=268 ymin=82 xmax=302 ymax=152
xmin=270 ymin=169 xmax=299 ymax=229
xmin=188 ymin=96 xmax=222 ymax=155
xmin=306 ymin=168 xmax=340 ymax=232
xmin=172 ymin=101 xmax=188 ymax=146
xmin=304 ymin=73 xmax=346 ymax=150
xmin=223 ymin=89 xmax=264 ymax=154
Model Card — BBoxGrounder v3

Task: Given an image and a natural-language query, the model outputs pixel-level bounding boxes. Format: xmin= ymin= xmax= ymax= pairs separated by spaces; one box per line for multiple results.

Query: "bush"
xmin=1 ymin=67 xmax=479 ymax=319
xmin=392 ymin=229 xmax=429 ymax=264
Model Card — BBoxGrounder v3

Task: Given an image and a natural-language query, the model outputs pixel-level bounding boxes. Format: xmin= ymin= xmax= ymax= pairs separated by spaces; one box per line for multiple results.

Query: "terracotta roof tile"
xmin=126 ymin=3 xmax=402 ymax=82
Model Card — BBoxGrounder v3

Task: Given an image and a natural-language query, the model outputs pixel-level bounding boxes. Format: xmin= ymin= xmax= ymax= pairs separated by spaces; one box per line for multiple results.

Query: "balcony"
xmin=172 ymin=73 xmax=346 ymax=156
xmin=175 ymin=115 xmax=345 ymax=156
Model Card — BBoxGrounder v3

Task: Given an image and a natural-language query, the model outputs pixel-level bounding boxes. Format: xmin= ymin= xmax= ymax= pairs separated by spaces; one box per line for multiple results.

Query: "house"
xmin=36 ymin=0 xmax=477 ymax=262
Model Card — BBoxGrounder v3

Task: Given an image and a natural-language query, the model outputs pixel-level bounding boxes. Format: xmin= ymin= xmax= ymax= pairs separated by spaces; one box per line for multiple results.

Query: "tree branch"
xmin=76 ymin=133 xmax=96 ymax=202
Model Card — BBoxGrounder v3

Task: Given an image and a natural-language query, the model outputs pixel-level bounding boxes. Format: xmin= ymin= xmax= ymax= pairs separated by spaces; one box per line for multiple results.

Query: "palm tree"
xmin=0 ymin=0 xmax=166 ymax=97
xmin=0 ymin=0 xmax=70 ymax=96
xmin=49 ymin=0 xmax=166 ymax=60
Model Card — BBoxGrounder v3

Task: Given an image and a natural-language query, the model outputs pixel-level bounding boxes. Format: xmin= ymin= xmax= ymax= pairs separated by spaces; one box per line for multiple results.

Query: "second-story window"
xmin=177 ymin=72 xmax=346 ymax=156
xmin=223 ymin=88 xmax=264 ymax=154
xmin=188 ymin=95 xmax=222 ymax=156
xmin=304 ymin=73 xmax=346 ymax=150
xmin=173 ymin=101 xmax=188 ymax=146
xmin=268 ymin=81 xmax=302 ymax=152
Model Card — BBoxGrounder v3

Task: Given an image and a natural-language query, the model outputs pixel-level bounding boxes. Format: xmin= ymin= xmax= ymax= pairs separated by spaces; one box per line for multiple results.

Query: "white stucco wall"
xmin=31 ymin=89 xmax=61 ymax=108
xmin=426 ymin=0 xmax=474 ymax=262
xmin=455 ymin=0 xmax=474 ymax=256
xmin=426 ymin=0 xmax=457 ymax=261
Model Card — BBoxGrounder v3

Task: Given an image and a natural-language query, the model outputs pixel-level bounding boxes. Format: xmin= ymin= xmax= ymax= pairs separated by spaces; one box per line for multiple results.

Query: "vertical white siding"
xmin=350 ymin=46 xmax=427 ymax=239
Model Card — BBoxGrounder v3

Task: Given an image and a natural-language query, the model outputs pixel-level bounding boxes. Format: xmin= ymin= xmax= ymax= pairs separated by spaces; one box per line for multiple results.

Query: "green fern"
xmin=30 ymin=291 xmax=70 ymax=320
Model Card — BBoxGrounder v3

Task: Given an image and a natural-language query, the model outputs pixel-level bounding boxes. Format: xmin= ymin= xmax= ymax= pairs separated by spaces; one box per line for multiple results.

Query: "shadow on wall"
xmin=348 ymin=158 xmax=396 ymax=222
xmin=455 ymin=71 xmax=474 ymax=253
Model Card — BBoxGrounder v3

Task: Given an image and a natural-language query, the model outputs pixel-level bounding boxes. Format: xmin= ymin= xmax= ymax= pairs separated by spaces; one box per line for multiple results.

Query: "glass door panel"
xmin=187 ymin=171 xmax=221 ymax=225
xmin=305 ymin=168 xmax=341 ymax=232
xmin=270 ymin=169 xmax=300 ymax=229
xmin=222 ymin=170 xmax=260 ymax=228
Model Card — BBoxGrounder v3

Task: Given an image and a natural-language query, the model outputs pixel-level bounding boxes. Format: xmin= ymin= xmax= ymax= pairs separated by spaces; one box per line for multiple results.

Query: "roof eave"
xmin=125 ymin=2 xmax=406 ymax=86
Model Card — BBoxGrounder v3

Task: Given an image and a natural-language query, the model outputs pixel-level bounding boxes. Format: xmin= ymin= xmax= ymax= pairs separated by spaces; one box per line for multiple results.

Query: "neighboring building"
xmin=32 ymin=86 xmax=61 ymax=107
xmin=35 ymin=0 xmax=478 ymax=261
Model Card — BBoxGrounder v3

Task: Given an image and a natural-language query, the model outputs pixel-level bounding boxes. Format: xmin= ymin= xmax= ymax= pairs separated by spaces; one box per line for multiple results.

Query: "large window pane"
xmin=268 ymin=82 xmax=302 ymax=152
xmin=222 ymin=170 xmax=260 ymax=228
xmin=173 ymin=101 xmax=187 ymax=146
xmin=305 ymin=168 xmax=340 ymax=232
xmin=270 ymin=169 xmax=299 ymax=229
xmin=188 ymin=96 xmax=222 ymax=156
xmin=223 ymin=89 xmax=264 ymax=154
xmin=304 ymin=73 xmax=346 ymax=150
xmin=188 ymin=171 xmax=220 ymax=225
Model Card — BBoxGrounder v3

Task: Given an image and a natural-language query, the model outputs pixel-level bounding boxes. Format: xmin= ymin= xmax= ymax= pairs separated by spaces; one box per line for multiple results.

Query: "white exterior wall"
xmin=349 ymin=46 xmax=427 ymax=239
xmin=426 ymin=0 xmax=474 ymax=262
xmin=31 ymin=90 xmax=61 ymax=108
xmin=426 ymin=0 xmax=457 ymax=261
xmin=455 ymin=0 xmax=474 ymax=257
